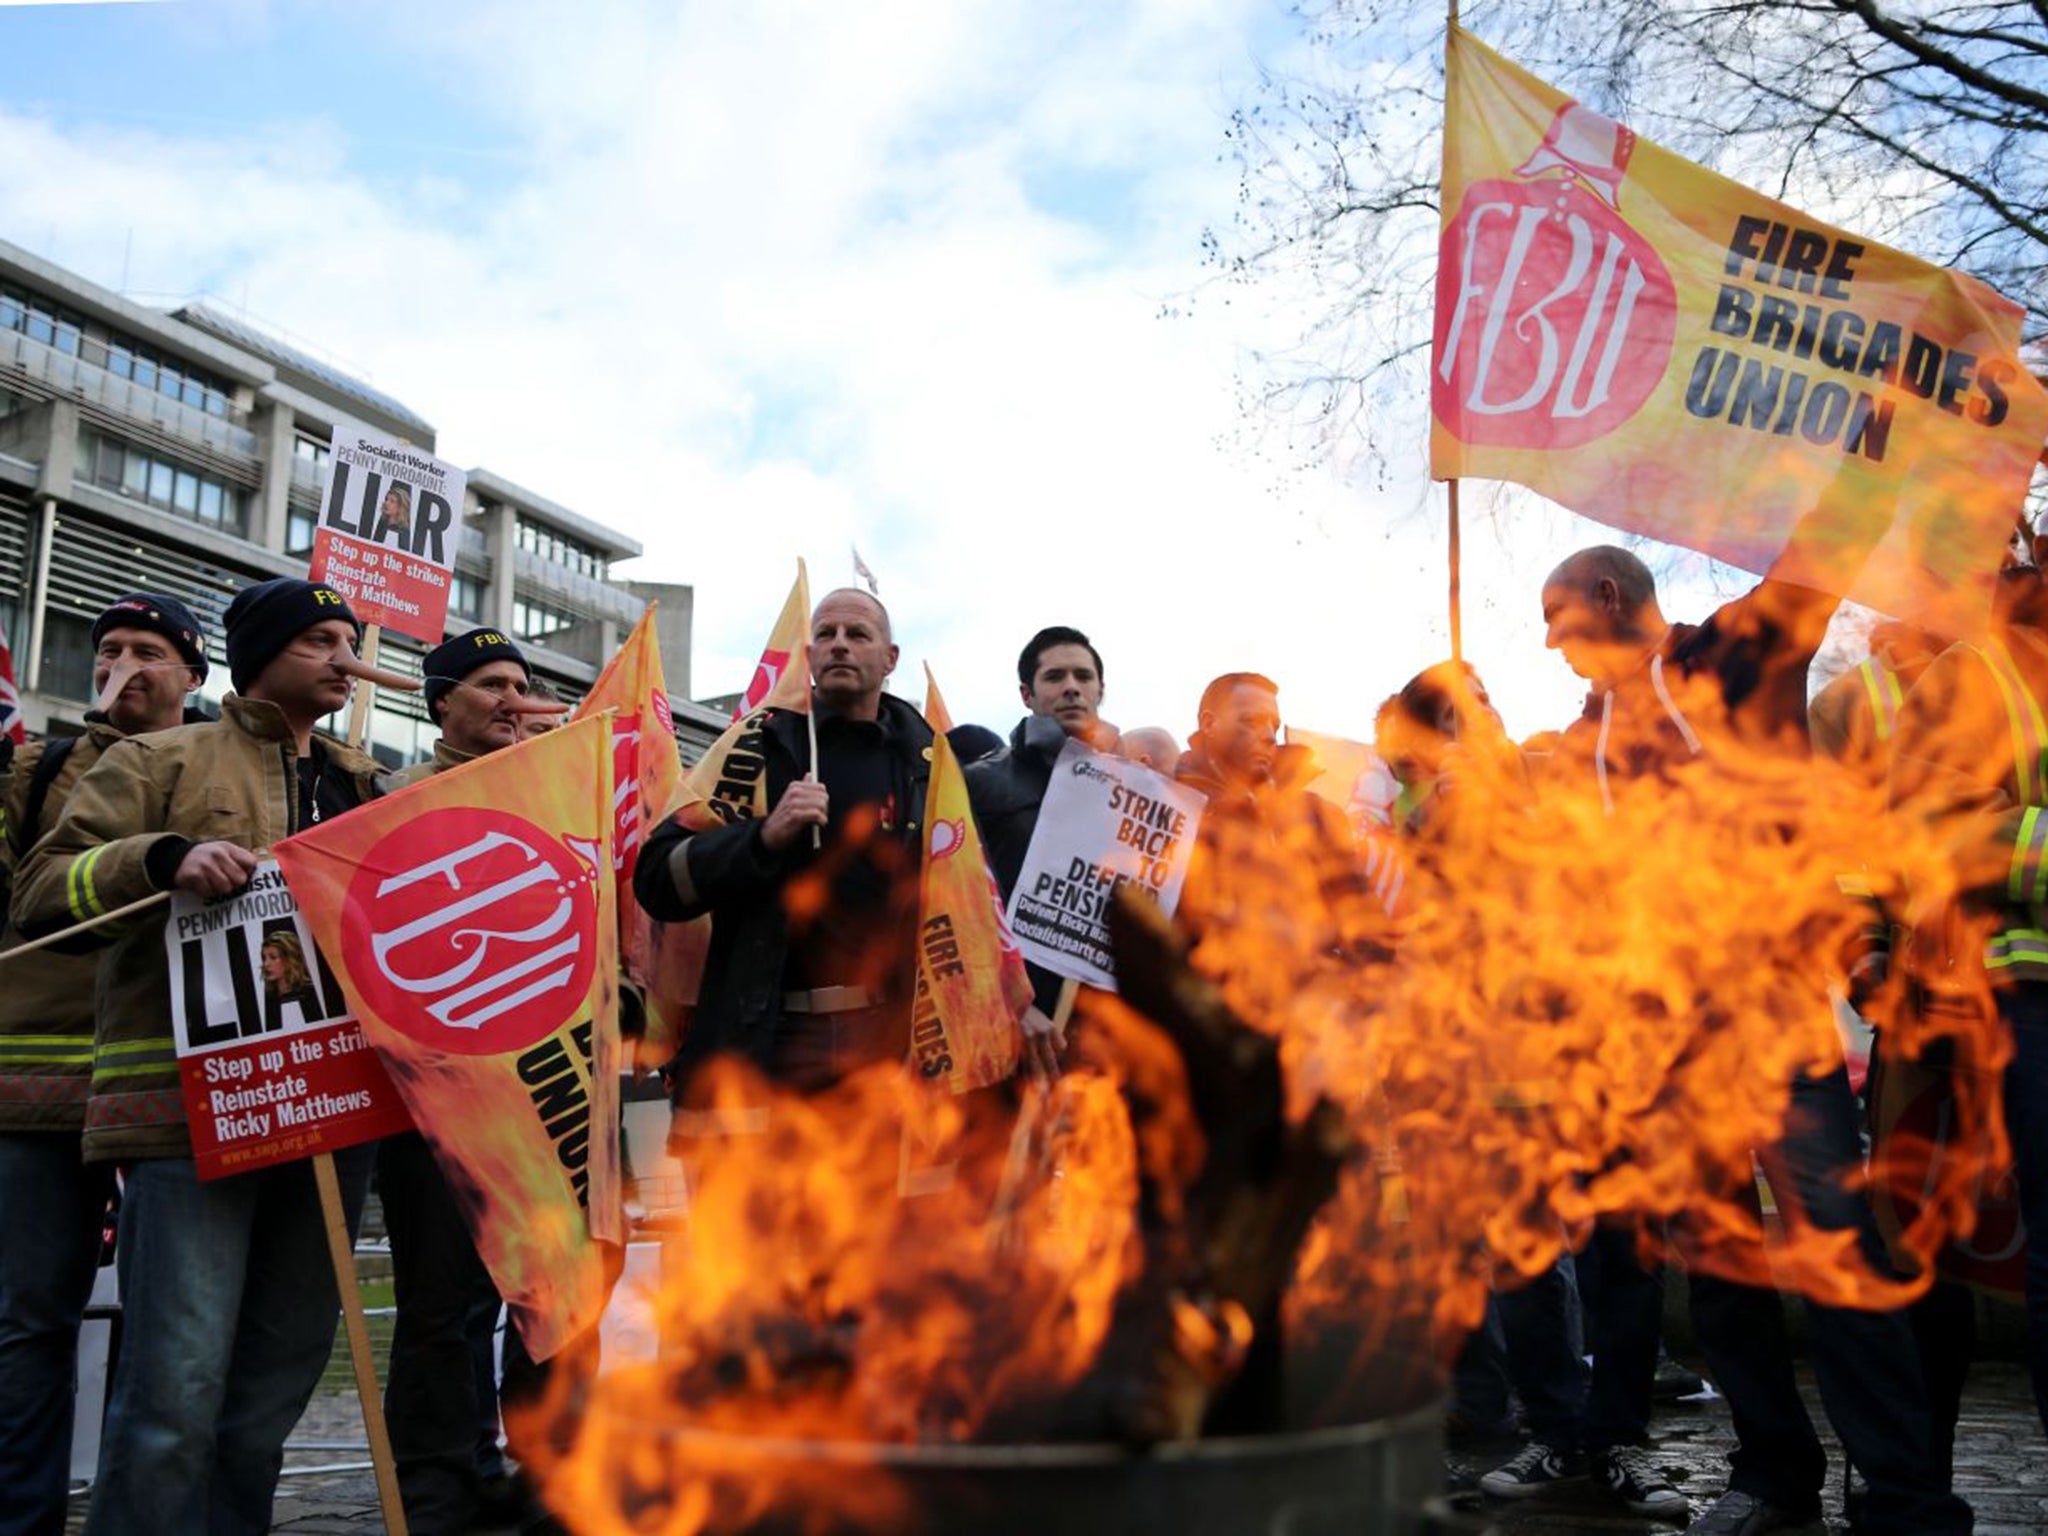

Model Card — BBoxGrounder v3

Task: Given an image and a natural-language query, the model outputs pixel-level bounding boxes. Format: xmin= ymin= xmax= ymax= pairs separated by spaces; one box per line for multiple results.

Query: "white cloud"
xmin=0 ymin=0 xmax=1669 ymax=745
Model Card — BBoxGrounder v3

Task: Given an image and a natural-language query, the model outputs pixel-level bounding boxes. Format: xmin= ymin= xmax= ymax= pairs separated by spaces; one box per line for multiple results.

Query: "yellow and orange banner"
xmin=275 ymin=715 xmax=622 ymax=1360
xmin=1432 ymin=26 xmax=2048 ymax=640
xmin=666 ymin=561 xmax=814 ymax=834
xmin=572 ymin=605 xmax=687 ymax=1062
xmin=912 ymin=670 xmax=1030 ymax=1093
xmin=733 ymin=559 xmax=812 ymax=718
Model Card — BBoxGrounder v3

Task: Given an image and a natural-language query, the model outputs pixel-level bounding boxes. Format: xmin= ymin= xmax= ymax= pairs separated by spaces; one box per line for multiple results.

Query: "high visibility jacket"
xmin=0 ymin=718 xmax=126 ymax=1133
xmin=1810 ymin=655 xmax=1907 ymax=787
xmin=1889 ymin=627 xmax=2048 ymax=986
xmin=11 ymin=695 xmax=379 ymax=1162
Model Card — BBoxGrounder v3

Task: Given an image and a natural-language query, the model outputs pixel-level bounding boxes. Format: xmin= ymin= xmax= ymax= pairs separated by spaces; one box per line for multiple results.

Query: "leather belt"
xmin=782 ymin=985 xmax=877 ymax=1014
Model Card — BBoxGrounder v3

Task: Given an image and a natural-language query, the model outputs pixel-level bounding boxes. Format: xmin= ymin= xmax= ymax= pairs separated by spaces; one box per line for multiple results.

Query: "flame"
xmin=512 ymin=621 xmax=2018 ymax=1534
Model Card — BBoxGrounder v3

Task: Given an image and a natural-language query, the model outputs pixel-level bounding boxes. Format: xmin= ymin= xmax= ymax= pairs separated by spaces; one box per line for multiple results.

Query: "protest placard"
xmin=309 ymin=427 xmax=468 ymax=644
xmin=1004 ymin=739 xmax=1205 ymax=990
xmin=167 ymin=859 xmax=409 ymax=1180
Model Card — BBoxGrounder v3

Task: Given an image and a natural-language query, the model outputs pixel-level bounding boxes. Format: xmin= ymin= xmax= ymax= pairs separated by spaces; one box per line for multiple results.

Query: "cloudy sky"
xmin=0 ymin=0 xmax=1757 ymax=743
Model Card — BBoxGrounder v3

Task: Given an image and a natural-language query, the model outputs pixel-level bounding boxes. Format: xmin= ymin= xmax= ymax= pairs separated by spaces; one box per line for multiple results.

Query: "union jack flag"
xmin=0 ymin=633 xmax=24 ymax=746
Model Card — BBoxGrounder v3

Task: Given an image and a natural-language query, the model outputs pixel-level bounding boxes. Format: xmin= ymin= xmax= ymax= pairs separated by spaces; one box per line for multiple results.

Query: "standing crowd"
xmin=1 ymin=529 xmax=2045 ymax=1534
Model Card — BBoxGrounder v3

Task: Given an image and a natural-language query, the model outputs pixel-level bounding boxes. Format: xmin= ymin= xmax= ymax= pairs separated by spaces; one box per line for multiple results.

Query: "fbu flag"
xmin=1431 ymin=26 xmax=2048 ymax=642
xmin=275 ymin=715 xmax=621 ymax=1361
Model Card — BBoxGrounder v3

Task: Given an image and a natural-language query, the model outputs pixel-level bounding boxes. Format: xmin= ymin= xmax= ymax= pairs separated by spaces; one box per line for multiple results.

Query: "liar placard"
xmin=166 ymin=859 xmax=410 ymax=1180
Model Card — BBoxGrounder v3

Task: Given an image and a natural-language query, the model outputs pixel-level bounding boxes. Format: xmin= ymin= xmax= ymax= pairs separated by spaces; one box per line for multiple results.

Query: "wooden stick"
xmin=1447 ymin=478 xmax=1463 ymax=666
xmin=343 ymin=624 xmax=384 ymax=747
xmin=317 ymin=618 xmax=412 ymax=1531
xmin=805 ymin=702 xmax=823 ymax=851
xmin=1051 ymin=976 xmax=1079 ymax=1034
xmin=313 ymin=1151 xmax=409 ymax=1536
xmin=0 ymin=889 xmax=171 ymax=965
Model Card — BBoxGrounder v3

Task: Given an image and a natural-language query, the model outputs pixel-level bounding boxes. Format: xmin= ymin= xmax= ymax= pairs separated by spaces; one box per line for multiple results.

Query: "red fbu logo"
xmin=341 ymin=809 xmax=601 ymax=1056
xmin=1433 ymin=101 xmax=1675 ymax=450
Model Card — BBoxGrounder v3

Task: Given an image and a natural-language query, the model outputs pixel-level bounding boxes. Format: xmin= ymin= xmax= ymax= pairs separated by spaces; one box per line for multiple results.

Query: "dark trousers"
xmin=1687 ymin=1067 xmax=1969 ymax=1535
xmin=1495 ymin=1230 xmax=1660 ymax=1453
xmin=1451 ymin=1298 xmax=1515 ymax=1432
xmin=379 ymin=1132 xmax=495 ymax=1536
xmin=0 ymin=1135 xmax=113 ymax=1536
xmin=1998 ymin=985 xmax=2048 ymax=1437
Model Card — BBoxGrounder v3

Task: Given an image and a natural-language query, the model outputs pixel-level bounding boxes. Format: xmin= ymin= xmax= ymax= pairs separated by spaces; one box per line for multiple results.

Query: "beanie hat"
xmin=92 ymin=593 xmax=210 ymax=682
xmin=422 ymin=628 xmax=530 ymax=710
xmin=223 ymin=578 xmax=361 ymax=693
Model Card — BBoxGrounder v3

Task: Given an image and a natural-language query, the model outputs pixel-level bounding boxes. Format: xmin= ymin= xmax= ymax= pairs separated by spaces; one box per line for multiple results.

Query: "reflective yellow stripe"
xmin=0 ymin=1034 xmax=96 ymax=1046
xmin=95 ymin=1039 xmax=170 ymax=1059
xmin=4 ymin=1051 xmax=94 ymax=1065
xmin=1857 ymin=658 xmax=1903 ymax=743
xmin=2013 ymin=807 xmax=2043 ymax=904
xmin=65 ymin=845 xmax=110 ymax=922
xmin=1989 ymin=927 xmax=2048 ymax=968
xmin=1978 ymin=640 xmax=2048 ymax=805
xmin=91 ymin=1064 xmax=175 ymax=1082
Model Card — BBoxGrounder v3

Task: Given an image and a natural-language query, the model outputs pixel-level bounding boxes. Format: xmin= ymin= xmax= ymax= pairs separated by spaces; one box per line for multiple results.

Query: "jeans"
xmin=1494 ymin=1230 xmax=1660 ymax=1453
xmin=81 ymin=1147 xmax=372 ymax=1536
xmin=379 ymin=1131 xmax=496 ymax=1534
xmin=1687 ymin=1067 xmax=1969 ymax=1535
xmin=0 ymin=1134 xmax=114 ymax=1536
xmin=1450 ymin=1298 xmax=1514 ymax=1433
xmin=464 ymin=1285 xmax=506 ymax=1480
xmin=1999 ymin=985 xmax=2048 ymax=1436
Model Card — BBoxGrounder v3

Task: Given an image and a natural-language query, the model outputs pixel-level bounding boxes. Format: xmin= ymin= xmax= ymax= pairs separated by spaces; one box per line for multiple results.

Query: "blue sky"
xmin=0 ymin=0 xmax=1723 ymax=741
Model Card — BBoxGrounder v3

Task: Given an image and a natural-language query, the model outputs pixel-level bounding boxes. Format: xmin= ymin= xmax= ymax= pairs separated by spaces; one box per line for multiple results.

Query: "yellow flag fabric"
xmin=1432 ymin=25 xmax=2048 ymax=640
xmin=666 ymin=561 xmax=814 ymax=833
xmin=734 ymin=559 xmax=812 ymax=718
xmin=274 ymin=716 xmax=621 ymax=1360
xmin=912 ymin=670 xmax=1030 ymax=1093
xmin=571 ymin=605 xmax=687 ymax=1064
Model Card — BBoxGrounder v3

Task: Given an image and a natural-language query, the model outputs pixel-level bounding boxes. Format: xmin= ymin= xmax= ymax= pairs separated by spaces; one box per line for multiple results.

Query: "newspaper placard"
xmin=309 ymin=427 xmax=468 ymax=644
xmin=167 ymin=860 xmax=410 ymax=1180
xmin=1004 ymin=739 xmax=1206 ymax=990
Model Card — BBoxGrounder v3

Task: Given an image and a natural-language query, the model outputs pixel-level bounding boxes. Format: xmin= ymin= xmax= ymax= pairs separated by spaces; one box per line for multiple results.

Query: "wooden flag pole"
xmin=314 ymin=629 xmax=410 ymax=1536
xmin=344 ymin=623 xmax=384 ymax=748
xmin=1448 ymin=479 xmax=1464 ymax=665
xmin=0 ymin=890 xmax=170 ymax=965
xmin=806 ymin=694 xmax=823 ymax=851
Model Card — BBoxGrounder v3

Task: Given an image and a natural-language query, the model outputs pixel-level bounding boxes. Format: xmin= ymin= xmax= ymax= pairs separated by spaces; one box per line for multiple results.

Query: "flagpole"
xmin=1445 ymin=0 xmax=1462 ymax=666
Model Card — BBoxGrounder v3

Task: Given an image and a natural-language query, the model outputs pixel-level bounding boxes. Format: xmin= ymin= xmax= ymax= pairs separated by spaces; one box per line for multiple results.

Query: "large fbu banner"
xmin=276 ymin=716 xmax=621 ymax=1360
xmin=1432 ymin=26 xmax=2048 ymax=640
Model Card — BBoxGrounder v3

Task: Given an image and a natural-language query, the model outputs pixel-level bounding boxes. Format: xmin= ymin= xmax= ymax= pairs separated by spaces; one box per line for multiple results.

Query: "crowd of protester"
xmin=2 ymin=532 xmax=2046 ymax=1536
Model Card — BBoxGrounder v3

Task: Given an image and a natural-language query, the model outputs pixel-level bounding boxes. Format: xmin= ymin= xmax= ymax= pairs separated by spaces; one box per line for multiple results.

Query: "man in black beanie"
xmin=13 ymin=575 xmax=384 ymax=1536
xmin=0 ymin=592 xmax=211 ymax=1534
xmin=374 ymin=624 xmax=533 ymax=1533
xmin=389 ymin=627 xmax=533 ymax=790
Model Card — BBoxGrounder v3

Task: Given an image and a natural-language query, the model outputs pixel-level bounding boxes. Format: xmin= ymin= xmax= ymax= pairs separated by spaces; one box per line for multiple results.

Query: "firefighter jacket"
xmin=1889 ymin=625 xmax=2048 ymax=988
xmin=0 ymin=717 xmax=127 ymax=1132
xmin=11 ymin=695 xmax=378 ymax=1162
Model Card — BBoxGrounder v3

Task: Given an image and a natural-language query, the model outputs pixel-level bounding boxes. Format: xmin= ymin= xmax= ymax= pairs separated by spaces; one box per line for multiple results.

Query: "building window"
xmin=293 ymin=433 xmax=331 ymax=467
xmin=515 ymin=515 xmax=606 ymax=580
xmin=513 ymin=596 xmax=577 ymax=641
xmin=450 ymin=573 xmax=484 ymax=622
xmin=286 ymin=508 xmax=319 ymax=556
xmin=76 ymin=426 xmax=246 ymax=534
xmin=0 ymin=283 xmax=234 ymax=418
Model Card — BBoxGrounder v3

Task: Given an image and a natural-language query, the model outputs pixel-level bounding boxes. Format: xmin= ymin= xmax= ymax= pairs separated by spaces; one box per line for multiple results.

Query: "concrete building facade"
xmin=0 ymin=237 xmax=724 ymax=762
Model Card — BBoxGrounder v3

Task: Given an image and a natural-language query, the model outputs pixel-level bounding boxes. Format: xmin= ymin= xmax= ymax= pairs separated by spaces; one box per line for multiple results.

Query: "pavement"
xmin=63 ymin=1361 xmax=2046 ymax=1533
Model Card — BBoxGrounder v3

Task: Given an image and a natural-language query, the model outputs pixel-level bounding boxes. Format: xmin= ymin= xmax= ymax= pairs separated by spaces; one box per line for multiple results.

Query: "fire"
xmin=512 ymin=650 xmax=2012 ymax=1534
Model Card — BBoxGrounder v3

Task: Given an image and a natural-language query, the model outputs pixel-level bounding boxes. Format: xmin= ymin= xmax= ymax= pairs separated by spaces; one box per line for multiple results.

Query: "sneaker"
xmin=1479 ymin=1441 xmax=1583 ymax=1500
xmin=1594 ymin=1445 xmax=1690 ymax=1521
xmin=1653 ymin=1355 xmax=1710 ymax=1401
xmin=1684 ymin=1489 xmax=1826 ymax=1536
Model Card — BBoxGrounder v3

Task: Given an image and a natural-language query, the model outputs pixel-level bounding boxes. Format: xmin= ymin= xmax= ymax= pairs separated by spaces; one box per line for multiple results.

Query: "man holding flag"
xmin=637 ymin=587 xmax=935 ymax=1093
xmin=1430 ymin=21 xmax=2044 ymax=1534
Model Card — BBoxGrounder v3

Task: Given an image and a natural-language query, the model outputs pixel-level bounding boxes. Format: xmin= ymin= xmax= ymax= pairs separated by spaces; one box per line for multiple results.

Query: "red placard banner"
xmin=308 ymin=428 xmax=468 ymax=644
xmin=167 ymin=859 xmax=410 ymax=1180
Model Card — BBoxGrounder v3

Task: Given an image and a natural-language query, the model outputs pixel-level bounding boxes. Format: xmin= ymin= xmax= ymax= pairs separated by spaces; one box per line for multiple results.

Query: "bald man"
xmin=1507 ymin=539 xmax=1968 ymax=1536
xmin=636 ymin=589 xmax=936 ymax=1093
xmin=1118 ymin=727 xmax=1180 ymax=776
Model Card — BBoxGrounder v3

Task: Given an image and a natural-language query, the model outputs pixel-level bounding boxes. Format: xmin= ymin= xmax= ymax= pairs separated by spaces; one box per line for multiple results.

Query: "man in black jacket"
xmin=966 ymin=625 xmax=1117 ymax=1023
xmin=1508 ymin=544 xmax=1967 ymax=1536
xmin=635 ymin=589 xmax=932 ymax=1094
